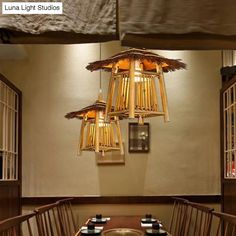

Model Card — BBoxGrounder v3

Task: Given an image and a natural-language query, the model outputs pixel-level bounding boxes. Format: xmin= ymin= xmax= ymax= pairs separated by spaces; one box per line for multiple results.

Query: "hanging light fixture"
xmin=65 ymin=44 xmax=124 ymax=156
xmin=86 ymin=48 xmax=186 ymax=124
xmin=65 ymin=95 xmax=124 ymax=156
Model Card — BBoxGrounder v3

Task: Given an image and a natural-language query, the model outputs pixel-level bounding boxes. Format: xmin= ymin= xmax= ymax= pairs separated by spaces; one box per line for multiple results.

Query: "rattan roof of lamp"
xmin=65 ymin=100 xmax=106 ymax=120
xmin=86 ymin=48 xmax=186 ymax=72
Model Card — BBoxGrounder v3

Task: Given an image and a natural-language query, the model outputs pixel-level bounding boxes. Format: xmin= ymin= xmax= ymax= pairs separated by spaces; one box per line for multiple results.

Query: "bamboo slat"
xmin=125 ymin=76 xmax=130 ymax=109
xmin=115 ymin=118 xmax=124 ymax=155
xmin=147 ymin=77 xmax=151 ymax=110
xmin=139 ymin=81 xmax=143 ymax=110
xmin=144 ymin=77 xmax=148 ymax=110
xmin=122 ymin=77 xmax=127 ymax=110
xmin=85 ymin=123 xmax=90 ymax=148
xmin=156 ymin=64 xmax=170 ymax=122
xmin=95 ymin=113 xmax=100 ymax=152
xmin=151 ymin=79 xmax=158 ymax=111
xmin=107 ymin=125 xmax=110 ymax=147
xmin=77 ymin=116 xmax=86 ymax=155
xmin=129 ymin=60 xmax=135 ymax=118
xmin=110 ymin=124 xmax=116 ymax=147
xmin=105 ymin=65 xmax=118 ymax=119
xmin=119 ymin=78 xmax=123 ymax=110
xmin=136 ymin=82 xmax=140 ymax=109
xmin=116 ymin=77 xmax=122 ymax=111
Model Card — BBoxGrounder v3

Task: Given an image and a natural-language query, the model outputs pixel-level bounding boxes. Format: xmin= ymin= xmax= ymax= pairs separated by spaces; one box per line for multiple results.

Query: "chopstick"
xmin=75 ymin=218 xmax=91 ymax=236
xmin=85 ymin=218 xmax=91 ymax=225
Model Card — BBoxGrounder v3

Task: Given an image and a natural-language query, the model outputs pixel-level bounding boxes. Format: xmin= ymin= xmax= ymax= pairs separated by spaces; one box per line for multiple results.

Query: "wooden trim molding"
xmin=21 ymin=195 xmax=221 ymax=205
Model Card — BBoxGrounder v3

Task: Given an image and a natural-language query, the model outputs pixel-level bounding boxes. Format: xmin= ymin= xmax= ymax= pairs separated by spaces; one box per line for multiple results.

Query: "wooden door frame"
xmin=220 ymin=68 xmax=236 ymax=215
xmin=0 ymin=73 xmax=22 ymax=218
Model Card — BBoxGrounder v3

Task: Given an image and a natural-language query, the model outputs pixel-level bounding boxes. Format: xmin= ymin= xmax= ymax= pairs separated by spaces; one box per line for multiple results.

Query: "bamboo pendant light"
xmin=86 ymin=48 xmax=186 ymax=124
xmin=65 ymin=44 xmax=124 ymax=156
xmin=65 ymin=95 xmax=124 ymax=156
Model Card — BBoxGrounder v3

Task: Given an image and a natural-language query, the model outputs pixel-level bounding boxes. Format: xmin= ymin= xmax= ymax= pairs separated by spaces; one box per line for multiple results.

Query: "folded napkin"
xmin=141 ymin=223 xmax=163 ymax=228
xmin=141 ymin=223 xmax=153 ymax=227
xmin=80 ymin=226 xmax=104 ymax=230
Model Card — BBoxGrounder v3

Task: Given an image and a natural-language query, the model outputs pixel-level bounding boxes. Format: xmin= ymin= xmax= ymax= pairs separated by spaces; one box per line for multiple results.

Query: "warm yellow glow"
xmin=98 ymin=111 xmax=105 ymax=127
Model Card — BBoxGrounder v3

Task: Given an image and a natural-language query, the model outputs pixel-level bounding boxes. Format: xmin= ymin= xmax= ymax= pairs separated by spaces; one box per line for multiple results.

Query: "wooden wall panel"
xmin=0 ymin=183 xmax=20 ymax=220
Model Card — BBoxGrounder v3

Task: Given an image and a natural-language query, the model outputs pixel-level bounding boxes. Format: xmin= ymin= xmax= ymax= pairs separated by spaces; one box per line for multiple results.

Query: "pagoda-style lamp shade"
xmin=86 ymin=48 xmax=186 ymax=124
xmin=65 ymin=98 xmax=124 ymax=156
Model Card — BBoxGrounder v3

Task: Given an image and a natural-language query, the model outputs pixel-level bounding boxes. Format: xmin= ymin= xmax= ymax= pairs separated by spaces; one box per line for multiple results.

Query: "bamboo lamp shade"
xmin=86 ymin=48 xmax=186 ymax=124
xmin=65 ymin=98 xmax=124 ymax=156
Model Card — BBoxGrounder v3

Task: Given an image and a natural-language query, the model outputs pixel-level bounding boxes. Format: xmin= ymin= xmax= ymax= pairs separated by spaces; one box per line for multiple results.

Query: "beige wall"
xmin=0 ymin=42 xmax=221 ymax=197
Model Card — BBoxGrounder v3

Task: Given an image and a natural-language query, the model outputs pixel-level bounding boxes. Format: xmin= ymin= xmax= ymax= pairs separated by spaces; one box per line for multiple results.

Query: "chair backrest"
xmin=35 ymin=202 xmax=62 ymax=236
xmin=183 ymin=201 xmax=214 ymax=236
xmin=0 ymin=212 xmax=37 ymax=236
xmin=212 ymin=211 xmax=236 ymax=236
xmin=56 ymin=198 xmax=77 ymax=236
xmin=169 ymin=197 xmax=189 ymax=236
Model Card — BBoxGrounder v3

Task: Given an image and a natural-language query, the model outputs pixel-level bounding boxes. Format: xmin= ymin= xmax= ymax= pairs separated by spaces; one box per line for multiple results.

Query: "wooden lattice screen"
xmin=223 ymin=82 xmax=236 ymax=178
xmin=0 ymin=80 xmax=19 ymax=180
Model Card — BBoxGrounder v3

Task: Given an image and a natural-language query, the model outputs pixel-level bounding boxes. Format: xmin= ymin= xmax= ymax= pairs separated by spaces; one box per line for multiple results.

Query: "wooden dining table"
xmin=75 ymin=215 xmax=170 ymax=236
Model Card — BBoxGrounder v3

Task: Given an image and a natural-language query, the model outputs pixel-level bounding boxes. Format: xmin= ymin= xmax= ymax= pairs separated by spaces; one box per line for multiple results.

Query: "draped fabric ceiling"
xmin=0 ymin=0 xmax=236 ymax=48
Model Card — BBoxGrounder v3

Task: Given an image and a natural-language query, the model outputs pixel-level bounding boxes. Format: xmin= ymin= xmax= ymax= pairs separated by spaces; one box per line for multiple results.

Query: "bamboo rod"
xmin=101 ymin=126 xmax=105 ymax=146
xmin=118 ymin=77 xmax=125 ymax=111
xmin=77 ymin=116 xmax=86 ymax=155
xmin=147 ymin=77 xmax=151 ymax=110
xmin=122 ymin=76 xmax=127 ymax=110
xmin=135 ymin=79 xmax=138 ymax=109
xmin=95 ymin=112 xmax=100 ymax=152
xmin=106 ymin=125 xmax=109 ymax=147
xmin=140 ymin=79 xmax=143 ymax=109
xmin=156 ymin=64 xmax=170 ymax=122
xmin=150 ymin=78 xmax=154 ymax=111
xmin=142 ymin=78 xmax=146 ymax=110
xmin=121 ymin=77 xmax=127 ymax=110
xmin=103 ymin=125 xmax=106 ymax=147
xmin=107 ymin=125 xmax=110 ymax=147
xmin=109 ymin=125 xmax=112 ymax=147
xmin=151 ymin=77 xmax=158 ymax=112
xmin=137 ymin=82 xmax=141 ymax=109
xmin=129 ymin=60 xmax=135 ymax=118
xmin=125 ymin=76 xmax=130 ymax=109
xmin=115 ymin=77 xmax=122 ymax=111
xmin=92 ymin=124 xmax=95 ymax=147
xmin=115 ymin=118 xmax=124 ymax=155
xmin=144 ymin=77 xmax=148 ymax=110
xmin=106 ymin=125 xmax=109 ymax=146
xmin=105 ymin=64 xmax=118 ymax=119
xmin=89 ymin=124 xmax=92 ymax=147
xmin=102 ymin=126 xmax=105 ymax=147
xmin=86 ymin=123 xmax=90 ymax=148
xmin=91 ymin=124 xmax=95 ymax=147
xmin=104 ymin=125 xmax=106 ymax=147
xmin=106 ymin=125 xmax=108 ymax=147
xmin=110 ymin=123 xmax=116 ymax=147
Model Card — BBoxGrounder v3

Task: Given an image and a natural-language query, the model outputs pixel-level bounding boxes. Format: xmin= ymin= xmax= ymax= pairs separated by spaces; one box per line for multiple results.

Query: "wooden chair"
xmin=35 ymin=202 xmax=62 ymax=236
xmin=56 ymin=198 xmax=77 ymax=236
xmin=169 ymin=197 xmax=189 ymax=236
xmin=212 ymin=211 xmax=236 ymax=236
xmin=0 ymin=212 xmax=37 ymax=236
xmin=183 ymin=201 xmax=214 ymax=236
